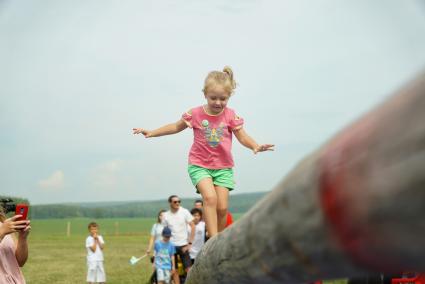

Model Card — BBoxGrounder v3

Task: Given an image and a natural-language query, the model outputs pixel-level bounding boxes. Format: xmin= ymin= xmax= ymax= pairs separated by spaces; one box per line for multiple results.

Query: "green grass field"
xmin=21 ymin=217 xmax=348 ymax=283
xmin=22 ymin=218 xmax=156 ymax=284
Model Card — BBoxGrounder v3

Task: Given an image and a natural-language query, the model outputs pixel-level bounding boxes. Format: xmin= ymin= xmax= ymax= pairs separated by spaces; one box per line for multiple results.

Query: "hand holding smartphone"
xmin=15 ymin=204 xmax=29 ymax=221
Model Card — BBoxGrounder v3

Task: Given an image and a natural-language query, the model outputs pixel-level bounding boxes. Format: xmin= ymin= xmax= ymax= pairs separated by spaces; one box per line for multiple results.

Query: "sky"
xmin=1 ymin=0 xmax=425 ymax=205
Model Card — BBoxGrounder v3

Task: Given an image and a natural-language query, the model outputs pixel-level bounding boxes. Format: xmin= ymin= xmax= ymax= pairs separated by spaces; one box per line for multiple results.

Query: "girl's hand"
xmin=132 ymin=128 xmax=152 ymax=138
xmin=254 ymin=144 xmax=275 ymax=154
xmin=18 ymin=223 xmax=31 ymax=240
xmin=0 ymin=215 xmax=29 ymax=236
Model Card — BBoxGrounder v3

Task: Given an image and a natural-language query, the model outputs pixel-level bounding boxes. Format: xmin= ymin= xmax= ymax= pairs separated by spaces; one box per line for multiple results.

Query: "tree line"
xmin=27 ymin=192 xmax=267 ymax=219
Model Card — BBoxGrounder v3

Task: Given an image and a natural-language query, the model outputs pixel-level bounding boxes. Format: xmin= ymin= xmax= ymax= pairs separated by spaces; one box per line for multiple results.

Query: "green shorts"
xmin=188 ymin=164 xmax=234 ymax=193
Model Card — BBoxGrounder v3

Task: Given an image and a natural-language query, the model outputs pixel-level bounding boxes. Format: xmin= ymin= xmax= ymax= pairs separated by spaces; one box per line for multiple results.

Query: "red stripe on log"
xmin=319 ymin=119 xmax=402 ymax=272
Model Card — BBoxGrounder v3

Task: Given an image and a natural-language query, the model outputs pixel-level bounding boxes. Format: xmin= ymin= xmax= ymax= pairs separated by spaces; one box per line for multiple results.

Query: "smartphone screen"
xmin=15 ymin=204 xmax=29 ymax=220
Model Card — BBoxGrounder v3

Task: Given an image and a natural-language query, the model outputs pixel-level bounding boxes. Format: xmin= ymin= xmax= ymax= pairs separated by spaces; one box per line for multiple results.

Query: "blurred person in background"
xmin=193 ymin=200 xmax=203 ymax=210
xmin=188 ymin=208 xmax=205 ymax=265
xmin=163 ymin=195 xmax=195 ymax=284
xmin=0 ymin=209 xmax=31 ymax=284
xmin=86 ymin=222 xmax=106 ymax=284
xmin=146 ymin=209 xmax=166 ymax=283
xmin=146 ymin=209 xmax=166 ymax=256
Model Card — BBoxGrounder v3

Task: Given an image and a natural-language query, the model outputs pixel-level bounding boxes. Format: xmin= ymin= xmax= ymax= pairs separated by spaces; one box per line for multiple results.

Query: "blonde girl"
xmin=133 ymin=66 xmax=274 ymax=237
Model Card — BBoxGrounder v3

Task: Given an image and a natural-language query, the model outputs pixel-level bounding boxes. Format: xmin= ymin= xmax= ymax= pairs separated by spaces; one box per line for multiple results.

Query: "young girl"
xmin=133 ymin=66 xmax=274 ymax=237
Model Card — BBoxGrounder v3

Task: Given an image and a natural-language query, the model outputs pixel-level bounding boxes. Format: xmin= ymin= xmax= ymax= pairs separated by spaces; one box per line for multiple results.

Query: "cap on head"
xmin=162 ymin=227 xmax=172 ymax=237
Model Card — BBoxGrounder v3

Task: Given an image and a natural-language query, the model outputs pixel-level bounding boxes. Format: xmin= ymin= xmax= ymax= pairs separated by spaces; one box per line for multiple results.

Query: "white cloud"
xmin=38 ymin=170 xmax=65 ymax=191
xmin=90 ymin=160 xmax=123 ymax=191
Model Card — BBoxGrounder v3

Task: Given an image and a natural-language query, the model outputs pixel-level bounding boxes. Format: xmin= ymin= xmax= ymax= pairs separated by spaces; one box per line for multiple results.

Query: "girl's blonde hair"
xmin=203 ymin=66 xmax=237 ymax=95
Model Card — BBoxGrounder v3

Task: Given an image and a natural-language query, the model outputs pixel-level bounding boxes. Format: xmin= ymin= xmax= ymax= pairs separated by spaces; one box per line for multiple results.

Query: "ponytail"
xmin=203 ymin=66 xmax=237 ymax=95
xmin=223 ymin=66 xmax=237 ymax=90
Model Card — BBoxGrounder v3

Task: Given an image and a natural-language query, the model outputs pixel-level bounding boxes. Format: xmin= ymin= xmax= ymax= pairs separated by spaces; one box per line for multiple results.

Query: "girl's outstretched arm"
xmin=133 ymin=119 xmax=188 ymax=138
xmin=234 ymin=128 xmax=274 ymax=154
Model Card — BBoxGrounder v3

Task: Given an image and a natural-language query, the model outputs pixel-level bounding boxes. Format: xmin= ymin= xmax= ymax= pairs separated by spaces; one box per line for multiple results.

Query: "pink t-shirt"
xmin=0 ymin=232 xmax=26 ymax=284
xmin=182 ymin=106 xmax=244 ymax=169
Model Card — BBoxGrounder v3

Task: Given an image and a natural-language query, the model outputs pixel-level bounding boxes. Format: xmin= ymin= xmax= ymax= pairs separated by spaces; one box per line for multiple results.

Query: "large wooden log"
xmin=186 ymin=71 xmax=425 ymax=284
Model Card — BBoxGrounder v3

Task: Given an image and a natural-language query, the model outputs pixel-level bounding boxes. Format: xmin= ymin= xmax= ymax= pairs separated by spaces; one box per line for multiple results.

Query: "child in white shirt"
xmin=86 ymin=222 xmax=106 ymax=284
xmin=188 ymin=208 xmax=206 ymax=264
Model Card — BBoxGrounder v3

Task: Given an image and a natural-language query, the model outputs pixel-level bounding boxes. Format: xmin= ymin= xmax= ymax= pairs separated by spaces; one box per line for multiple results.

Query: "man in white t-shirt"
xmin=163 ymin=195 xmax=195 ymax=284
xmin=86 ymin=222 xmax=106 ymax=284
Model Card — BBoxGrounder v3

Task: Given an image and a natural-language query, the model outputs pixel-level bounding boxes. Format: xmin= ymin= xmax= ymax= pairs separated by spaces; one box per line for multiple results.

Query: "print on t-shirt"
xmin=202 ymin=120 xmax=225 ymax=148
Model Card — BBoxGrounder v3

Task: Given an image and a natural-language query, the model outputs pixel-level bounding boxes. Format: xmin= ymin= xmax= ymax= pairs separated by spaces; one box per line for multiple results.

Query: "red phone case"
xmin=15 ymin=204 xmax=29 ymax=220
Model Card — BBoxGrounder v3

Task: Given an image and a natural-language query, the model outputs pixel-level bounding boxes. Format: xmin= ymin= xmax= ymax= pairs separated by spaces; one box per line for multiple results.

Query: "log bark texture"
xmin=186 ymin=71 xmax=425 ymax=284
